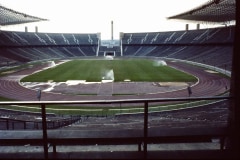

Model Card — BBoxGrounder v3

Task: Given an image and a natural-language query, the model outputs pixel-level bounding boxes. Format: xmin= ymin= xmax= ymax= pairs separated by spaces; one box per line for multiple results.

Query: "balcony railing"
xmin=0 ymin=96 xmax=230 ymax=159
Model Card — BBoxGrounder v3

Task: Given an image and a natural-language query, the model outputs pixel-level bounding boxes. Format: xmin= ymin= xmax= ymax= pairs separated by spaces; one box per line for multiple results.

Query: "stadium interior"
xmin=0 ymin=0 xmax=240 ymax=159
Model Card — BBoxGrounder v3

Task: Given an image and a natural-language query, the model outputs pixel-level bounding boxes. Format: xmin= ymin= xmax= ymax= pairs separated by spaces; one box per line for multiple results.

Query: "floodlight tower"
xmin=111 ymin=20 xmax=113 ymax=40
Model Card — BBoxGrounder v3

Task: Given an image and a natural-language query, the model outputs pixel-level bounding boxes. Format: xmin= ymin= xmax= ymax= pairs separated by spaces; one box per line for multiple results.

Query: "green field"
xmin=21 ymin=59 xmax=197 ymax=82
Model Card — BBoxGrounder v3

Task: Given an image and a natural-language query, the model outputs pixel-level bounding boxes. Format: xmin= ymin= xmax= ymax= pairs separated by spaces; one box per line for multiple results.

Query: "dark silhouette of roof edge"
xmin=167 ymin=0 xmax=235 ymax=23
xmin=0 ymin=4 xmax=48 ymax=26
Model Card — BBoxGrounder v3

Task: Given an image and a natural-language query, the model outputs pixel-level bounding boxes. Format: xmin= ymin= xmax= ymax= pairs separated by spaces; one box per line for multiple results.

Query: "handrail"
xmin=0 ymin=96 xmax=230 ymax=105
xmin=0 ymin=96 xmax=231 ymax=159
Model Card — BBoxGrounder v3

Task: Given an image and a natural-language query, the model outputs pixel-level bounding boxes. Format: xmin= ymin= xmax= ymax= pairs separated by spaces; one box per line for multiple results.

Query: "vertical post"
xmin=6 ymin=119 xmax=9 ymax=130
xmin=196 ymin=23 xmax=200 ymax=30
xmin=227 ymin=0 xmax=240 ymax=157
xmin=41 ymin=104 xmax=48 ymax=159
xmin=119 ymin=33 xmax=124 ymax=56
xmin=143 ymin=102 xmax=148 ymax=159
xmin=120 ymin=103 xmax=122 ymax=114
xmin=185 ymin=24 xmax=189 ymax=31
xmin=111 ymin=21 xmax=113 ymax=40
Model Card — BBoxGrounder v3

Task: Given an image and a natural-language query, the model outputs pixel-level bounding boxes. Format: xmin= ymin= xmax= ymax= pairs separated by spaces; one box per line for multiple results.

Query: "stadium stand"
xmin=0 ymin=26 xmax=233 ymax=71
xmin=121 ymin=26 xmax=233 ymax=71
xmin=0 ymin=1 xmax=234 ymax=70
xmin=0 ymin=31 xmax=99 ymax=62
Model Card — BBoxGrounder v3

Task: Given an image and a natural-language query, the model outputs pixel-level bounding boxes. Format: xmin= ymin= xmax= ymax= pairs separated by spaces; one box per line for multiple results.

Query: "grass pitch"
xmin=21 ymin=59 xmax=197 ymax=82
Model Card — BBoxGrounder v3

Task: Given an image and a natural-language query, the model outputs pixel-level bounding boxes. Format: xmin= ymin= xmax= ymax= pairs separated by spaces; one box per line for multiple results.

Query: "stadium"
xmin=0 ymin=0 xmax=239 ymax=159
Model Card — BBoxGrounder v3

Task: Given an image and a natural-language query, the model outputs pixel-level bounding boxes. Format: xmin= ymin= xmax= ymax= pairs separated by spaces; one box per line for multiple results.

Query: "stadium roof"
xmin=168 ymin=0 xmax=235 ymax=23
xmin=0 ymin=5 xmax=47 ymax=26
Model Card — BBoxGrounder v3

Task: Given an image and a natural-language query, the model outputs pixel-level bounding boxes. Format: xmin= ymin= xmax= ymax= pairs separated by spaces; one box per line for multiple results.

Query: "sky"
xmin=0 ymin=0 xmax=213 ymax=39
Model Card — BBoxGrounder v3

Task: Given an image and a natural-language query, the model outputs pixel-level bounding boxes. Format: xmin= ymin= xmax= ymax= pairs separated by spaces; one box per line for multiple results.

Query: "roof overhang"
xmin=0 ymin=5 xmax=47 ymax=26
xmin=168 ymin=0 xmax=235 ymax=24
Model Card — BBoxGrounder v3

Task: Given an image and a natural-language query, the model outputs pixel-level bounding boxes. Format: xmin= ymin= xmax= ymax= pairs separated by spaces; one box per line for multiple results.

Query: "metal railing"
xmin=0 ymin=96 xmax=230 ymax=159
xmin=0 ymin=115 xmax=81 ymax=130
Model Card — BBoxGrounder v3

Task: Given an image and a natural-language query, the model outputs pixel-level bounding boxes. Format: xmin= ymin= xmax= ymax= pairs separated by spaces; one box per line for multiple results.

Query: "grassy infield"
xmin=21 ymin=59 xmax=196 ymax=82
xmin=1 ymin=59 xmax=198 ymax=115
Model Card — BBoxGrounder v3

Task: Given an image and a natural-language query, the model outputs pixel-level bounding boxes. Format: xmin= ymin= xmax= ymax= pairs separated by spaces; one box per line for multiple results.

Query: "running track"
xmin=0 ymin=61 xmax=230 ymax=102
